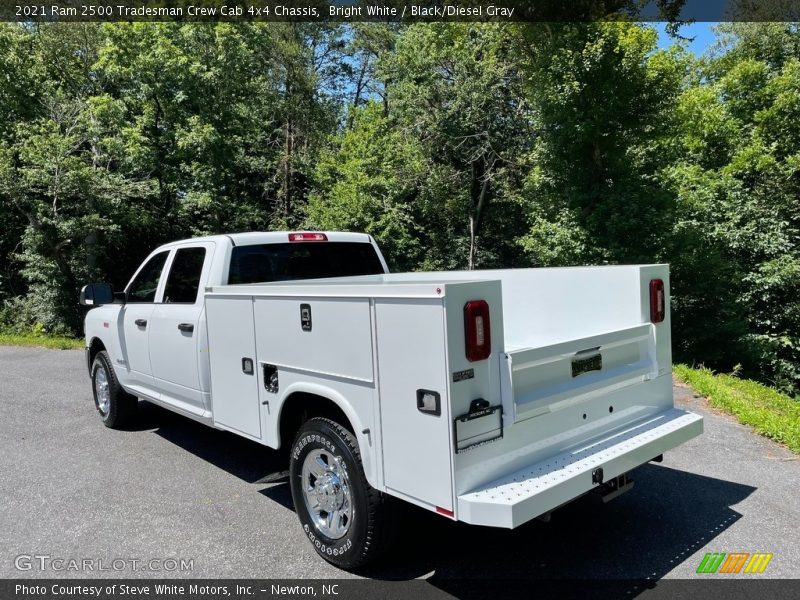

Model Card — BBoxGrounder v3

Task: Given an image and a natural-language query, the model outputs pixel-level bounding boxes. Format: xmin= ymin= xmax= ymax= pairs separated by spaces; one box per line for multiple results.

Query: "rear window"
xmin=227 ymin=242 xmax=384 ymax=285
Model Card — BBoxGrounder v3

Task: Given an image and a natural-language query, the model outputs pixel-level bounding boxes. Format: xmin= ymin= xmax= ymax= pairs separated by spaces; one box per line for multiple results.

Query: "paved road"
xmin=1 ymin=345 xmax=797 ymax=581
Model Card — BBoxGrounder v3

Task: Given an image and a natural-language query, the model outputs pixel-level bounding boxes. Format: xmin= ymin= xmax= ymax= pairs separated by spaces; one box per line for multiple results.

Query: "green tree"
xmin=0 ymin=24 xmax=133 ymax=333
xmin=667 ymin=23 xmax=800 ymax=393
xmin=307 ymin=102 xmax=426 ymax=271
xmin=516 ymin=23 xmax=686 ymax=265
xmin=310 ymin=23 xmax=533 ymax=271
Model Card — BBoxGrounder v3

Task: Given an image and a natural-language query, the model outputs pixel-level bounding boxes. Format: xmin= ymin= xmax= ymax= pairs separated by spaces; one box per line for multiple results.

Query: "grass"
xmin=0 ymin=332 xmax=83 ymax=350
xmin=674 ymin=364 xmax=800 ymax=454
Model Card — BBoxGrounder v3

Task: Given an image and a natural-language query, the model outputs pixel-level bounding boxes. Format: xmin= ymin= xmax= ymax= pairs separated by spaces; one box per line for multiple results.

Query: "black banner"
xmin=3 ymin=0 xmax=800 ymax=23
xmin=4 ymin=579 xmax=800 ymax=600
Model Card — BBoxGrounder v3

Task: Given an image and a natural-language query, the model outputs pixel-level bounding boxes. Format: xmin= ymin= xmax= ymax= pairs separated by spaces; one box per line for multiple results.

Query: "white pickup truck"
xmin=81 ymin=231 xmax=702 ymax=569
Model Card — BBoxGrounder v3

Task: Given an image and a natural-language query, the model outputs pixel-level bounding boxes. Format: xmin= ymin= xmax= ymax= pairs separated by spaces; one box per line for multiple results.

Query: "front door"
xmin=149 ymin=243 xmax=213 ymax=414
xmin=119 ymin=250 xmax=170 ymax=395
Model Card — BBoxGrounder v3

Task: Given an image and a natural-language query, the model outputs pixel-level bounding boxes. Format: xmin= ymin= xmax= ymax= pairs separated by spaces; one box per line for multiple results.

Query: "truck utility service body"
xmin=82 ymin=232 xmax=702 ymax=567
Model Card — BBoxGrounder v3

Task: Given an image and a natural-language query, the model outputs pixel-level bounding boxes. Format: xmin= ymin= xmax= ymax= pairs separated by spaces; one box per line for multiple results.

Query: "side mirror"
xmin=80 ymin=283 xmax=115 ymax=306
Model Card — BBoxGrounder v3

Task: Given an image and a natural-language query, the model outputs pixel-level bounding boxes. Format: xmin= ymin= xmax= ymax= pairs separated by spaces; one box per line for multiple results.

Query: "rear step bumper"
xmin=457 ymin=408 xmax=703 ymax=528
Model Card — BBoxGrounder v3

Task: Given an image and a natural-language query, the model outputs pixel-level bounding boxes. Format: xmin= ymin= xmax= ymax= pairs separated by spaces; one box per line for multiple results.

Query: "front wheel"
xmin=289 ymin=417 xmax=395 ymax=569
xmin=91 ymin=350 xmax=137 ymax=428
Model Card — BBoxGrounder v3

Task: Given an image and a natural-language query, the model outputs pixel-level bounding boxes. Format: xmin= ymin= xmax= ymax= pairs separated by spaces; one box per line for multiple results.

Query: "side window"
xmin=126 ymin=252 xmax=169 ymax=303
xmin=163 ymin=247 xmax=207 ymax=304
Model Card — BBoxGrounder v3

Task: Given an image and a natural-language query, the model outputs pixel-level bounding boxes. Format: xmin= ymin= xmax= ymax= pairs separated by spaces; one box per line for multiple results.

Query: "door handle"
xmin=178 ymin=323 xmax=194 ymax=333
xmin=134 ymin=319 xmax=147 ymax=327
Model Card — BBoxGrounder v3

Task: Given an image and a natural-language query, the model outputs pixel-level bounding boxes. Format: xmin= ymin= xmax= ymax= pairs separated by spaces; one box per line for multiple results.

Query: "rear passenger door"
xmin=149 ymin=243 xmax=214 ymax=415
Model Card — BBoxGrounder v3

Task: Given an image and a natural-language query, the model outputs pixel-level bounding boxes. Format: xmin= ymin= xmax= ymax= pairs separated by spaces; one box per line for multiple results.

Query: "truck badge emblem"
xmin=300 ymin=303 xmax=312 ymax=331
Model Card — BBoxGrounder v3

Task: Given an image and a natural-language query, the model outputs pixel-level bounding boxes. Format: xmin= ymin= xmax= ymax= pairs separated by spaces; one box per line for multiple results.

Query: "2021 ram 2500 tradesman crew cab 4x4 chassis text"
xmin=80 ymin=231 xmax=703 ymax=569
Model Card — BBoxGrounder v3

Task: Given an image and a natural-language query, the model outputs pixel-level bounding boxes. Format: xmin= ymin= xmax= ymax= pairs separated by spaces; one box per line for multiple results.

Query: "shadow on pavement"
xmin=362 ymin=464 xmax=754 ymax=582
xmin=139 ymin=400 xmax=286 ymax=483
xmin=141 ymin=399 xmax=755 ymax=587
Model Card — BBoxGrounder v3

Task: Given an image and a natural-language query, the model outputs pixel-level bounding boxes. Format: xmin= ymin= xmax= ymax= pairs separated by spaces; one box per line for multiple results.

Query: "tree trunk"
xmin=468 ymin=156 xmax=492 ymax=270
xmin=468 ymin=216 xmax=477 ymax=271
xmin=281 ymin=117 xmax=293 ymax=221
xmin=152 ymin=95 xmax=174 ymax=233
xmin=348 ymin=56 xmax=369 ymax=128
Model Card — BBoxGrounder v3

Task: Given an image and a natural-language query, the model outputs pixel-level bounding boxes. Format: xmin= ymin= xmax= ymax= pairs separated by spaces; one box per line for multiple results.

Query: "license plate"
xmin=572 ymin=353 xmax=602 ymax=377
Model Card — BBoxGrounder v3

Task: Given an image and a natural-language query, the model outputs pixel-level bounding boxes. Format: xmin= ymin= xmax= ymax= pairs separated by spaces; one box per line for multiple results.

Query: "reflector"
xmin=436 ymin=506 xmax=454 ymax=518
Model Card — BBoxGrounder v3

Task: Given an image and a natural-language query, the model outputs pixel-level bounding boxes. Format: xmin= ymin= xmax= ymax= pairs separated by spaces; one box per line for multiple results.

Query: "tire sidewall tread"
xmin=289 ymin=417 xmax=393 ymax=570
xmin=91 ymin=350 xmax=136 ymax=428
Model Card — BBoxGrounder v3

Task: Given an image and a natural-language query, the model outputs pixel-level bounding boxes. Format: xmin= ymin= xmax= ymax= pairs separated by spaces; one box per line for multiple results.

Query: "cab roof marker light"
xmin=288 ymin=232 xmax=328 ymax=242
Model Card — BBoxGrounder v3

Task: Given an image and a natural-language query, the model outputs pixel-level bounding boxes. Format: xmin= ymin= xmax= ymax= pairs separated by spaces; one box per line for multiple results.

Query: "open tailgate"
xmin=457 ymin=408 xmax=703 ymax=527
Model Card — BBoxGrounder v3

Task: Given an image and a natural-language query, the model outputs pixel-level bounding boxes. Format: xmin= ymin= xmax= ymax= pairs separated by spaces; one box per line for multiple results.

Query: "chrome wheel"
xmin=300 ymin=448 xmax=353 ymax=539
xmin=94 ymin=366 xmax=110 ymax=415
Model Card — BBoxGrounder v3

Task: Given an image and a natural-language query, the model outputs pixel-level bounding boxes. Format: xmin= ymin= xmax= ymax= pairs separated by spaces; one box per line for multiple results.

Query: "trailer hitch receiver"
xmin=591 ymin=467 xmax=604 ymax=485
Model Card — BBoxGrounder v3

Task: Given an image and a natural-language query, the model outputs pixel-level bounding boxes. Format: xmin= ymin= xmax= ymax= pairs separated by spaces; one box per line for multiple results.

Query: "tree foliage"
xmin=665 ymin=23 xmax=800 ymax=393
xmin=310 ymin=23 xmax=532 ymax=270
xmin=517 ymin=24 xmax=685 ymax=264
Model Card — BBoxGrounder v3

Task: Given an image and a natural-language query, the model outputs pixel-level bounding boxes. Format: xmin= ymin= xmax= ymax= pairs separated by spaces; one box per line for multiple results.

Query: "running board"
xmin=457 ymin=408 xmax=703 ymax=528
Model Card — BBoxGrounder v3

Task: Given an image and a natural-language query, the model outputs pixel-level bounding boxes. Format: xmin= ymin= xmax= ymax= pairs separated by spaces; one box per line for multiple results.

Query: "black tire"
xmin=289 ymin=417 xmax=395 ymax=569
xmin=91 ymin=350 xmax=137 ymax=428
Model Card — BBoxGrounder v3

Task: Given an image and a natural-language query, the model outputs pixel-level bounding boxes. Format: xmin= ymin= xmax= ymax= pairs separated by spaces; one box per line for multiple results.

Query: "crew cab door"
xmin=148 ymin=243 xmax=214 ymax=415
xmin=119 ymin=250 xmax=170 ymax=395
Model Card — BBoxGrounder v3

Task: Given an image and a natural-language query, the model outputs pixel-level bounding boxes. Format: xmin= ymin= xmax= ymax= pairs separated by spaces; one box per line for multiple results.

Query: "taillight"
xmin=288 ymin=232 xmax=328 ymax=242
xmin=464 ymin=300 xmax=491 ymax=362
xmin=650 ymin=279 xmax=665 ymax=323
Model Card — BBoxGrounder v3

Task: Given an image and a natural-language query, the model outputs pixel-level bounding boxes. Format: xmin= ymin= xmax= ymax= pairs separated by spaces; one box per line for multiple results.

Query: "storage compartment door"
xmin=206 ymin=296 xmax=262 ymax=440
xmin=376 ymin=299 xmax=453 ymax=511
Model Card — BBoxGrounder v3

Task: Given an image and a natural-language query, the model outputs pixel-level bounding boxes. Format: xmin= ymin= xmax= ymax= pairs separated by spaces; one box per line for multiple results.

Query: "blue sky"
xmin=654 ymin=22 xmax=718 ymax=55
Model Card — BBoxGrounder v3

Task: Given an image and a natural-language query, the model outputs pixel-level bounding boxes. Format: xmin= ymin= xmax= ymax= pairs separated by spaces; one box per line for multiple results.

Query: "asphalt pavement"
xmin=0 ymin=345 xmax=797 ymax=581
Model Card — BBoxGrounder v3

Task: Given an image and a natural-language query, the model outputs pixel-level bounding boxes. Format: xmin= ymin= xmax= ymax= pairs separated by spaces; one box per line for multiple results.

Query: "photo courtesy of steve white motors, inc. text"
xmin=14 ymin=583 xmax=341 ymax=597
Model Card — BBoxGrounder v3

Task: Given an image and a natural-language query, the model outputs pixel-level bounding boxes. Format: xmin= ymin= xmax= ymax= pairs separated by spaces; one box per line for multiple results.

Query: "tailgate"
xmin=457 ymin=408 xmax=703 ymax=527
xmin=501 ymin=323 xmax=656 ymax=423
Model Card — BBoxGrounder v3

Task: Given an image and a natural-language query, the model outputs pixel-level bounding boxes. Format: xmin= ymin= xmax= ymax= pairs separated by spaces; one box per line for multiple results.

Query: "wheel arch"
xmin=87 ymin=337 xmax=106 ymax=374
xmin=276 ymin=383 xmax=378 ymax=489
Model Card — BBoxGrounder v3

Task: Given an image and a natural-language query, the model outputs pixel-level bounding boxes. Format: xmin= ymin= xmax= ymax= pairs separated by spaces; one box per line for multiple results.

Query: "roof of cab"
xmin=157 ymin=231 xmax=373 ymax=248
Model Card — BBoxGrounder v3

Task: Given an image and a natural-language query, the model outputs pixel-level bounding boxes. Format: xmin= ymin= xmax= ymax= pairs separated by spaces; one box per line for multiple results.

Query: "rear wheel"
xmin=289 ymin=417 xmax=395 ymax=569
xmin=91 ymin=350 xmax=137 ymax=428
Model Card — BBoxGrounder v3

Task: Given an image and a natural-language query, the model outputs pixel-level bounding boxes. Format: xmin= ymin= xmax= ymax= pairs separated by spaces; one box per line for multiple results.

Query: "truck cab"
xmin=82 ymin=232 xmax=388 ymax=423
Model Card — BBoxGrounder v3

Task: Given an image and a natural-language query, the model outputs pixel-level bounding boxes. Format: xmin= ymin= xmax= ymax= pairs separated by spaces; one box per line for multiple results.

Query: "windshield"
xmin=227 ymin=242 xmax=385 ymax=285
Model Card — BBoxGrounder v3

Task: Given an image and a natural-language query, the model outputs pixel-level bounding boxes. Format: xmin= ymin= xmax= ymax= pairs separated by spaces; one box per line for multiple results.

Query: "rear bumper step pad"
xmin=457 ymin=408 xmax=703 ymax=528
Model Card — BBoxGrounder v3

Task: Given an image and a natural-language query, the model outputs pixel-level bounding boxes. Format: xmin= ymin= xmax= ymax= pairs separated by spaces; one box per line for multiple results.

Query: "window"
xmin=163 ymin=247 xmax=207 ymax=304
xmin=228 ymin=242 xmax=384 ymax=285
xmin=126 ymin=251 xmax=169 ymax=303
